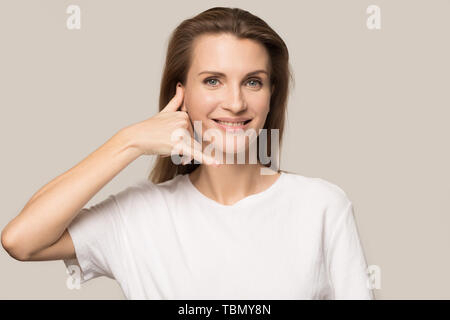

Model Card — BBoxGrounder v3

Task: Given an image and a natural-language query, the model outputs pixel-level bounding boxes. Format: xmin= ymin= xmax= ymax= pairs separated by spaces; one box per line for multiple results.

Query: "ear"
xmin=179 ymin=85 xmax=187 ymax=112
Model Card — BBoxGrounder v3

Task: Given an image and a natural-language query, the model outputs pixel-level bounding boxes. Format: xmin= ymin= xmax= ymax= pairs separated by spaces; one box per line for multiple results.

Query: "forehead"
xmin=189 ymin=33 xmax=270 ymax=76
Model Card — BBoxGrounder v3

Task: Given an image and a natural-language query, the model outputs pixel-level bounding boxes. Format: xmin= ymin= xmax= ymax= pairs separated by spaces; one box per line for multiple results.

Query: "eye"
xmin=204 ymin=78 xmax=220 ymax=86
xmin=203 ymin=77 xmax=263 ymax=88
xmin=247 ymin=78 xmax=263 ymax=88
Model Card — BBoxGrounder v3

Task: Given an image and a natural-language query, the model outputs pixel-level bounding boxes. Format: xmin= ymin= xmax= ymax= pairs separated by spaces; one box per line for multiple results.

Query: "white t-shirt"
xmin=63 ymin=171 xmax=374 ymax=300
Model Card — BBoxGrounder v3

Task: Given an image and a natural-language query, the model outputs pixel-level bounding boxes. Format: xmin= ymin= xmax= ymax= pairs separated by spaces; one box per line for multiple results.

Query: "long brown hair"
xmin=148 ymin=7 xmax=294 ymax=184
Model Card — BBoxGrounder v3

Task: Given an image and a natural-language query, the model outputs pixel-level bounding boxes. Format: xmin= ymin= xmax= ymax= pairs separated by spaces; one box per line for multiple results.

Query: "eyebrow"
xmin=198 ymin=70 xmax=268 ymax=77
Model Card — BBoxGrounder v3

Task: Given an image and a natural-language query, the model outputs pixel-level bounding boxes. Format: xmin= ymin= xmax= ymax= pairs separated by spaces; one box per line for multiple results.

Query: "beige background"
xmin=1 ymin=0 xmax=449 ymax=299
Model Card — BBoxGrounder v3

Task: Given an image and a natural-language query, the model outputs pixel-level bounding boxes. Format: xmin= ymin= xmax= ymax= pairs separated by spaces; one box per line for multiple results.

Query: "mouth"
xmin=212 ymin=118 xmax=252 ymax=131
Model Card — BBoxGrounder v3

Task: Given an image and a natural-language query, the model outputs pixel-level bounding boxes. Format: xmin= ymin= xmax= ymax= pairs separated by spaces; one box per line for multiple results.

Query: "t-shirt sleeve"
xmin=325 ymin=201 xmax=375 ymax=300
xmin=63 ymin=193 xmax=126 ymax=284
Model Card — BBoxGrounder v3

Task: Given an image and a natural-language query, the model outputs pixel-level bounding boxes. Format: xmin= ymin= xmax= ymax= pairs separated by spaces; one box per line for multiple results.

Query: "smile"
xmin=212 ymin=119 xmax=252 ymax=131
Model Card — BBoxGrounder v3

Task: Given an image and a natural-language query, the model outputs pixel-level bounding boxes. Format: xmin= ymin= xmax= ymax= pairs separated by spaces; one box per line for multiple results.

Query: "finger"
xmin=184 ymin=113 xmax=195 ymax=139
xmin=179 ymin=112 xmax=197 ymax=157
xmin=180 ymin=139 xmax=218 ymax=166
xmin=192 ymin=139 xmax=217 ymax=165
xmin=178 ymin=130 xmax=196 ymax=164
xmin=160 ymin=84 xmax=184 ymax=113
xmin=183 ymin=129 xmax=200 ymax=162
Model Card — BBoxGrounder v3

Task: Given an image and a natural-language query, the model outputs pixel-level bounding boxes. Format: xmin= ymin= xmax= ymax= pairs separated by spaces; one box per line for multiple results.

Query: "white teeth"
xmin=216 ymin=120 xmax=246 ymax=126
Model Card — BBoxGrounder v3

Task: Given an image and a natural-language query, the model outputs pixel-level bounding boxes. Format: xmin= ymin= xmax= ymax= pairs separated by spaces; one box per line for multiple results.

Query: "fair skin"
xmin=1 ymin=32 xmax=280 ymax=262
xmin=180 ymin=33 xmax=281 ymax=206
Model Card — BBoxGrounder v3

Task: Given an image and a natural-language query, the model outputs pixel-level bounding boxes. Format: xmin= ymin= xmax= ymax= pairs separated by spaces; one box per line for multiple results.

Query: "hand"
xmin=125 ymin=83 xmax=219 ymax=166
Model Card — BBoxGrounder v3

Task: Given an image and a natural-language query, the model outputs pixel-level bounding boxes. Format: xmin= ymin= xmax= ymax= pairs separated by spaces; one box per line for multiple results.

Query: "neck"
xmin=188 ymin=161 xmax=279 ymax=206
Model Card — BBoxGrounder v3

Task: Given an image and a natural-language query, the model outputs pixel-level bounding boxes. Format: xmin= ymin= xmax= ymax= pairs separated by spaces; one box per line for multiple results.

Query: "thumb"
xmin=161 ymin=83 xmax=184 ymax=113
xmin=180 ymin=100 xmax=187 ymax=112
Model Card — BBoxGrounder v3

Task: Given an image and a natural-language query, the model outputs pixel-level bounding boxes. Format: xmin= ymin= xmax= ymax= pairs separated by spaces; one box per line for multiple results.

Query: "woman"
xmin=1 ymin=7 xmax=374 ymax=300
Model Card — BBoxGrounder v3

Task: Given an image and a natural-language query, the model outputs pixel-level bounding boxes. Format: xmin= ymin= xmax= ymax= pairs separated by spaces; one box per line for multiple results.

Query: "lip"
xmin=212 ymin=118 xmax=252 ymax=132
xmin=213 ymin=117 xmax=252 ymax=122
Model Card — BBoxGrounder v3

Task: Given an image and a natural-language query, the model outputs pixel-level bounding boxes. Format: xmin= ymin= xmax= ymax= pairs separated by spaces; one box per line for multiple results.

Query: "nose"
xmin=222 ymin=83 xmax=247 ymax=113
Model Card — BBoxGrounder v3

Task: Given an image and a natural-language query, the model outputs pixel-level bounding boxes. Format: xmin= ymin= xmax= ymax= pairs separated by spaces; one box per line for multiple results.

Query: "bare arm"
xmin=1 ymin=83 xmax=216 ymax=262
xmin=1 ymin=127 xmax=143 ymax=261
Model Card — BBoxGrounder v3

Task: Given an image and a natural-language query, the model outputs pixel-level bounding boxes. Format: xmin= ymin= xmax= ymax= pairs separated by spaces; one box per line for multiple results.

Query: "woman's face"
xmin=181 ymin=33 xmax=273 ymax=160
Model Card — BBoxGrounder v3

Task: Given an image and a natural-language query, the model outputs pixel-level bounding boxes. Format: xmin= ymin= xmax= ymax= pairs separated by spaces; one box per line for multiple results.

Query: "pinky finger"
xmin=181 ymin=142 xmax=218 ymax=167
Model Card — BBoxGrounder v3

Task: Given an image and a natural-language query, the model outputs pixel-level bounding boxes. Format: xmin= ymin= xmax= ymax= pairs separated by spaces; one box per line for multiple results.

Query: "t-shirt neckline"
xmin=183 ymin=171 xmax=286 ymax=209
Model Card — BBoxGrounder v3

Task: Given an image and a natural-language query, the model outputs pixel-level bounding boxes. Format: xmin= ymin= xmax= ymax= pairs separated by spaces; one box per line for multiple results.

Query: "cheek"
xmin=251 ymin=97 xmax=270 ymax=117
xmin=186 ymin=92 xmax=217 ymax=116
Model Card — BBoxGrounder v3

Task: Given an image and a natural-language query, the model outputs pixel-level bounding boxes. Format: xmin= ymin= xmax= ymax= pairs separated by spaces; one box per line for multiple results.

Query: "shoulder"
xmin=281 ymin=171 xmax=352 ymax=213
xmin=112 ymin=179 xmax=154 ymax=201
xmin=109 ymin=178 xmax=159 ymax=209
xmin=112 ymin=175 xmax=184 ymax=205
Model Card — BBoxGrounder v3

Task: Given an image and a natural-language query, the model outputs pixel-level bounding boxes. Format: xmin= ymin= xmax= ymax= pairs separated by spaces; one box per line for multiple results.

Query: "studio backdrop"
xmin=0 ymin=0 xmax=449 ymax=299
